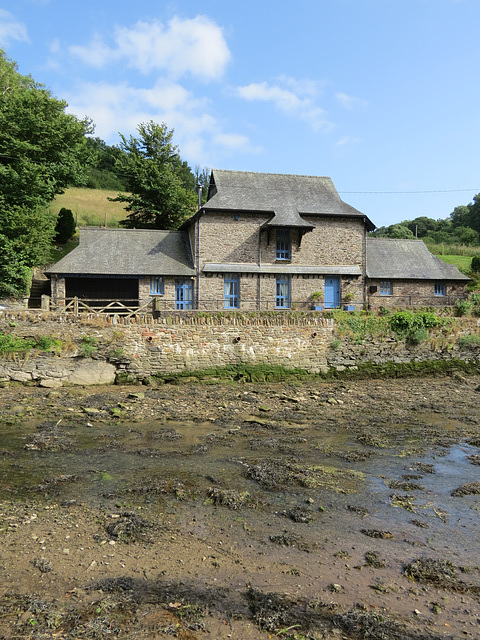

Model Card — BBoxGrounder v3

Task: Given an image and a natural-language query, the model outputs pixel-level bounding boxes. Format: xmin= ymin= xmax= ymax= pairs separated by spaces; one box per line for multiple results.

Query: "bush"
xmin=458 ymin=334 xmax=480 ymax=348
xmin=390 ymin=310 xmax=443 ymax=338
xmin=80 ymin=335 xmax=98 ymax=357
xmin=55 ymin=207 xmax=76 ymax=243
xmin=0 ymin=333 xmax=36 ymax=354
xmin=455 ymin=299 xmax=472 ymax=317
xmin=471 ymin=256 xmax=480 ymax=273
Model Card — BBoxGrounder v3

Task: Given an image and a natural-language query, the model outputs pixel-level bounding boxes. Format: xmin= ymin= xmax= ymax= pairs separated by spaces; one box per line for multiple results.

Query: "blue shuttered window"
xmin=150 ymin=276 xmax=164 ymax=295
xmin=379 ymin=280 xmax=392 ymax=296
xmin=275 ymin=276 xmax=290 ymax=309
xmin=276 ymin=229 xmax=291 ymax=260
xmin=224 ymin=274 xmax=239 ymax=308
xmin=434 ymin=282 xmax=446 ymax=296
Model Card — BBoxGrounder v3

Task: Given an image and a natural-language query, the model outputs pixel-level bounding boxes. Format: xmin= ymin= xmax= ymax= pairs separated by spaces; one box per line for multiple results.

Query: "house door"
xmin=324 ymin=276 xmax=340 ymax=308
xmin=175 ymin=279 xmax=193 ymax=310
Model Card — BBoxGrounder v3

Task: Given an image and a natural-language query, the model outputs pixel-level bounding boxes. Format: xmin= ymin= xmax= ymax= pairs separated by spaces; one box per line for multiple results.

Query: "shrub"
xmin=0 ymin=333 xmax=36 ymax=354
xmin=455 ymin=299 xmax=472 ymax=317
xmin=80 ymin=335 xmax=98 ymax=357
xmin=471 ymin=256 xmax=480 ymax=273
xmin=458 ymin=334 xmax=480 ymax=348
xmin=35 ymin=336 xmax=63 ymax=353
xmin=409 ymin=328 xmax=429 ymax=345
xmin=55 ymin=207 xmax=76 ymax=243
xmin=390 ymin=310 xmax=443 ymax=338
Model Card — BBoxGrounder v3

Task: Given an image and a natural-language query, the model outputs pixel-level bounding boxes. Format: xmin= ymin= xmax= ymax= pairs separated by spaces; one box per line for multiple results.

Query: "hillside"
xmin=53 ymin=188 xmax=130 ymax=227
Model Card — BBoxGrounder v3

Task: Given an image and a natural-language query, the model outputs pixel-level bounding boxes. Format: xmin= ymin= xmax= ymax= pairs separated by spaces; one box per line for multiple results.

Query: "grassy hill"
xmin=53 ymin=187 xmax=129 ymax=227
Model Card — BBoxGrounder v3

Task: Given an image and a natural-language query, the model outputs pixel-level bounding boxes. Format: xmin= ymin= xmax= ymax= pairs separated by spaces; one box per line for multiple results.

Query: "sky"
xmin=1 ymin=0 xmax=480 ymax=228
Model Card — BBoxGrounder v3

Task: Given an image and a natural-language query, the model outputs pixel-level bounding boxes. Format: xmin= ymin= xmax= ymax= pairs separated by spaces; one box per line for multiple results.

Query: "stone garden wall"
xmin=0 ymin=310 xmax=479 ymax=386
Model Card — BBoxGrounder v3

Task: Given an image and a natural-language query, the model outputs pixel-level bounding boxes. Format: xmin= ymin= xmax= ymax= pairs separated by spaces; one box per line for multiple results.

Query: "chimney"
xmin=198 ymin=186 xmax=202 ymax=209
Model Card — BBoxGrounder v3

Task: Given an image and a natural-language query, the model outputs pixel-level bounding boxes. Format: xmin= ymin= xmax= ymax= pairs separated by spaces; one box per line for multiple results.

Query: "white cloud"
xmin=63 ymin=79 xmax=254 ymax=167
xmin=0 ymin=10 xmax=29 ymax=47
xmin=236 ymin=78 xmax=333 ymax=133
xmin=69 ymin=15 xmax=231 ymax=81
xmin=335 ymin=92 xmax=368 ymax=109
xmin=335 ymin=136 xmax=362 ymax=147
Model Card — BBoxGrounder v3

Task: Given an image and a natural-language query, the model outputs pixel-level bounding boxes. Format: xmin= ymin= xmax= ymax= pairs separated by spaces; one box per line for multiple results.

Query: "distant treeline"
xmin=371 ymin=194 xmax=480 ymax=247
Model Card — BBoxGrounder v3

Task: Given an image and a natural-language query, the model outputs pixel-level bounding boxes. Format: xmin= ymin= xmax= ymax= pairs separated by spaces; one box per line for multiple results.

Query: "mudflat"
xmin=1 ymin=374 xmax=480 ymax=639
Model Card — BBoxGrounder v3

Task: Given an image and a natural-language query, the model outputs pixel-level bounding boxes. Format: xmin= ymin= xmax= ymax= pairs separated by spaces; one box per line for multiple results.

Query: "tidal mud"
xmin=0 ymin=374 xmax=480 ymax=638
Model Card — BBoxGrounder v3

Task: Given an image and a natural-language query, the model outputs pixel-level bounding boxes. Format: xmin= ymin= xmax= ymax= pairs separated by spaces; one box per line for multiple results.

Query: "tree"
xmin=0 ymin=50 xmax=94 ymax=296
xmin=111 ymin=121 xmax=198 ymax=229
xmin=372 ymin=223 xmax=415 ymax=239
xmin=55 ymin=207 xmax=76 ymax=243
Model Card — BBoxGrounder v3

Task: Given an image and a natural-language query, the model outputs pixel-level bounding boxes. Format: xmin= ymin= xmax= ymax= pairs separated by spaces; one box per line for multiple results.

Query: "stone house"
xmin=366 ymin=237 xmax=470 ymax=307
xmin=47 ymin=169 xmax=469 ymax=311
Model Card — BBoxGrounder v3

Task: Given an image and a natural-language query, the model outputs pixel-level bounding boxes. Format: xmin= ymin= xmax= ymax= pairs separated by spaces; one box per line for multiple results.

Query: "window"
xmin=435 ymin=282 xmax=446 ymax=296
xmin=276 ymin=229 xmax=291 ymax=260
xmin=276 ymin=275 xmax=290 ymax=309
xmin=379 ymin=280 xmax=392 ymax=296
xmin=224 ymin=274 xmax=239 ymax=308
xmin=150 ymin=276 xmax=164 ymax=295
xmin=175 ymin=279 xmax=193 ymax=309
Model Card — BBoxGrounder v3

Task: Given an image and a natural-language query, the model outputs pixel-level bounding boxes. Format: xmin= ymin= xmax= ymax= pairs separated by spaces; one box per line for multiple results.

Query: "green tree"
xmin=74 ymin=137 xmax=128 ymax=191
xmin=112 ymin=121 xmax=198 ymax=229
xmin=0 ymin=51 xmax=94 ymax=296
xmin=55 ymin=207 xmax=76 ymax=243
xmin=372 ymin=223 xmax=415 ymax=239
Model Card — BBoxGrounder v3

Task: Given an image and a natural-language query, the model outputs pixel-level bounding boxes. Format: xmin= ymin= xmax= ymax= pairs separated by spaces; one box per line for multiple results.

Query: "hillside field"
xmin=53 ymin=188 xmax=129 ymax=227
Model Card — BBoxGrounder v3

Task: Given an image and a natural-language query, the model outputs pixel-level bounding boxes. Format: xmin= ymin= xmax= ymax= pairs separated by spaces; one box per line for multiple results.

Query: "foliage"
xmin=389 ymin=310 xmax=445 ymax=340
xmin=80 ymin=335 xmax=98 ymax=357
xmin=472 ymin=256 xmax=480 ymax=273
xmin=458 ymin=334 xmax=480 ymax=348
xmin=370 ymin=194 xmax=480 ymax=249
xmin=0 ymin=51 xmax=94 ymax=296
xmin=0 ymin=333 xmax=62 ymax=355
xmin=371 ymin=223 xmax=414 ymax=239
xmin=111 ymin=121 xmax=199 ymax=229
xmin=55 ymin=207 xmax=76 ymax=243
xmin=331 ymin=310 xmax=390 ymax=343
xmin=454 ymin=299 xmax=472 ymax=317
xmin=0 ymin=333 xmax=36 ymax=354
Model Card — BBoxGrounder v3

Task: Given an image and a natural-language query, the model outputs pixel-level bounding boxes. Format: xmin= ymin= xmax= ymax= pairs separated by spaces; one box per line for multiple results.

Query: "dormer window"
xmin=276 ymin=229 xmax=291 ymax=260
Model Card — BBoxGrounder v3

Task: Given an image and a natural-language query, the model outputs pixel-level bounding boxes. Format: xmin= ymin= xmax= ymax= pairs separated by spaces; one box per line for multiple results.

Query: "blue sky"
xmin=1 ymin=0 xmax=480 ymax=227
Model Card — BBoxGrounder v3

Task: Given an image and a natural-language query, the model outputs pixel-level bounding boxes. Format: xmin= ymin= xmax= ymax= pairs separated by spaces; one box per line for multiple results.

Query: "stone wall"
xmin=367 ymin=279 xmax=469 ymax=308
xmin=0 ymin=310 xmax=479 ymax=386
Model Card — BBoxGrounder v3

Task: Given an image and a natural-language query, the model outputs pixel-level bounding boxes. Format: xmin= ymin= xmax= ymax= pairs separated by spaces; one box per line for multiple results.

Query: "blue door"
xmin=324 ymin=276 xmax=340 ymax=308
xmin=175 ymin=279 xmax=193 ymax=310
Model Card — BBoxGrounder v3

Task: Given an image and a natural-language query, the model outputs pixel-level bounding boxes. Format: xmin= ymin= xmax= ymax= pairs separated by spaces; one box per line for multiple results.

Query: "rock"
xmin=9 ymin=371 xmax=32 ymax=382
xmin=67 ymin=361 xmax=116 ymax=386
xmin=39 ymin=378 xmax=63 ymax=388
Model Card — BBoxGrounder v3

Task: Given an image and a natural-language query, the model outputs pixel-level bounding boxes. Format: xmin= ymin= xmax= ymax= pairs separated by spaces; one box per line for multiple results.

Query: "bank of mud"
xmin=1 ymin=374 xmax=480 ymax=639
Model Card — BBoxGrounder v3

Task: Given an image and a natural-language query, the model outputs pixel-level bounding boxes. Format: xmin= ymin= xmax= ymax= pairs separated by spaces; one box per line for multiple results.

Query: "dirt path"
xmin=1 ymin=374 xmax=480 ymax=639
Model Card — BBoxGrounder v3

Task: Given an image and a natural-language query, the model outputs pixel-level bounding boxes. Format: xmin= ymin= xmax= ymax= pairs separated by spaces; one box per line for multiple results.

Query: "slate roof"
xmin=189 ymin=169 xmax=375 ymax=230
xmin=367 ymin=238 xmax=470 ymax=281
xmin=47 ymin=228 xmax=195 ymax=276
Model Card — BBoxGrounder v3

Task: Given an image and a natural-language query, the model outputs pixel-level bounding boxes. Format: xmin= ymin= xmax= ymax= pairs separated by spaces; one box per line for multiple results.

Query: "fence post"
xmin=74 ymin=296 xmax=79 ymax=317
xmin=41 ymin=295 xmax=50 ymax=311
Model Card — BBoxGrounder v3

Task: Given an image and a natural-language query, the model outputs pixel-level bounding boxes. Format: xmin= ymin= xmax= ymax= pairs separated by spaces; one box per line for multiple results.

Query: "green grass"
xmin=50 ymin=235 xmax=79 ymax=263
xmin=52 ymin=187 xmax=130 ymax=227
xmin=434 ymin=254 xmax=472 ymax=271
